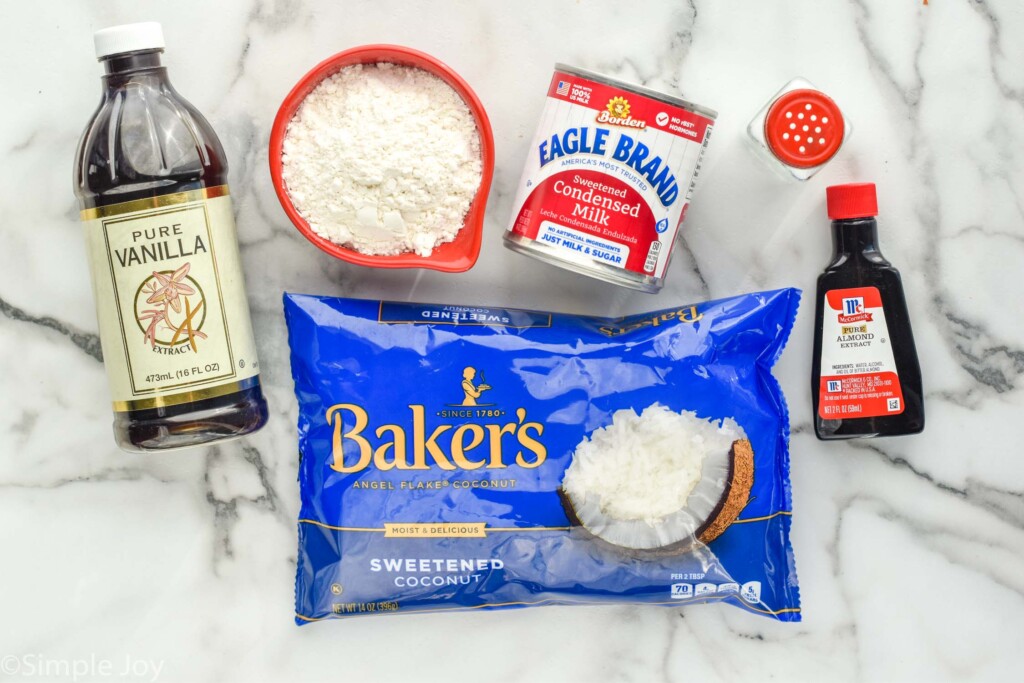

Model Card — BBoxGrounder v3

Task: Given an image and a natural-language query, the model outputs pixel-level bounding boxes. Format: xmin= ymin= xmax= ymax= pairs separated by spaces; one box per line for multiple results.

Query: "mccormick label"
xmin=81 ymin=186 xmax=260 ymax=411
xmin=507 ymin=68 xmax=714 ymax=283
xmin=818 ymin=287 xmax=904 ymax=419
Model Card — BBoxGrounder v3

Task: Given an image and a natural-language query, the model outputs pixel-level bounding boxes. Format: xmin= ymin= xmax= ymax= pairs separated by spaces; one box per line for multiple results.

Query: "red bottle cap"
xmin=764 ymin=89 xmax=845 ymax=168
xmin=826 ymin=183 xmax=878 ymax=220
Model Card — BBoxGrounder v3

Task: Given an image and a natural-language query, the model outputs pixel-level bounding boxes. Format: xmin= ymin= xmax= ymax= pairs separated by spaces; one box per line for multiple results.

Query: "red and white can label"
xmin=818 ymin=286 xmax=904 ymax=419
xmin=507 ymin=70 xmax=714 ymax=280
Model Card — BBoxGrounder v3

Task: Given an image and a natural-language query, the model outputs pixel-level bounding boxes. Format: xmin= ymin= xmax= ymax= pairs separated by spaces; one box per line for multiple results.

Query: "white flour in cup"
xmin=281 ymin=62 xmax=482 ymax=257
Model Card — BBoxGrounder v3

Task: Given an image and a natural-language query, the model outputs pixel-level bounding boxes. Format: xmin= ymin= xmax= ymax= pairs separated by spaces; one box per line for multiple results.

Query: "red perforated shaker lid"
xmin=826 ymin=183 xmax=878 ymax=220
xmin=764 ymin=89 xmax=844 ymax=168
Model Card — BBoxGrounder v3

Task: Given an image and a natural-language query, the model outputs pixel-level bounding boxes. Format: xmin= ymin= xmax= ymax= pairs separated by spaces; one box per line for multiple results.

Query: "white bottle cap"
xmin=94 ymin=22 xmax=165 ymax=60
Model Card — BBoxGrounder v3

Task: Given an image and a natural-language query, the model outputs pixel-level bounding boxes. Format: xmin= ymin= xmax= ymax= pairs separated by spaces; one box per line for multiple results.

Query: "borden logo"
xmin=596 ymin=96 xmax=647 ymax=129
xmin=325 ymin=368 xmax=546 ymax=473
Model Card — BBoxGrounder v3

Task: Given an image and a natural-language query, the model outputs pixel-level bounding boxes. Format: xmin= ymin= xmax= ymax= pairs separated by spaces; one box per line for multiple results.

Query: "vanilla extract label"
xmin=82 ymin=187 xmax=259 ymax=409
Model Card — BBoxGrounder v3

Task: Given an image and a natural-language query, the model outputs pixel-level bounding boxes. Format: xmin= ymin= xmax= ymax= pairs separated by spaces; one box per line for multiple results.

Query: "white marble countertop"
xmin=3 ymin=1 xmax=1023 ymax=681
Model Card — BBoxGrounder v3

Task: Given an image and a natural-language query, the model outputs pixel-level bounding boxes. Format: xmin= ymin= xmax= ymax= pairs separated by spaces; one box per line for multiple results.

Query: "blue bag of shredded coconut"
xmin=284 ymin=289 xmax=801 ymax=623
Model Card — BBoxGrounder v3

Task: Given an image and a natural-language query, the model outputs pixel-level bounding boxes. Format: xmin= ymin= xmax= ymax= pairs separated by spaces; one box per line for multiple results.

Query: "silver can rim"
xmin=504 ymin=233 xmax=663 ymax=294
xmin=554 ymin=63 xmax=718 ymax=121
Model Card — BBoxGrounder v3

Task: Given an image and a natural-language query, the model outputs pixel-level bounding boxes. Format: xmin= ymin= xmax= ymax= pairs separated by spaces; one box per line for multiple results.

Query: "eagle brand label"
xmin=81 ymin=186 xmax=260 ymax=410
xmin=506 ymin=67 xmax=715 ymax=289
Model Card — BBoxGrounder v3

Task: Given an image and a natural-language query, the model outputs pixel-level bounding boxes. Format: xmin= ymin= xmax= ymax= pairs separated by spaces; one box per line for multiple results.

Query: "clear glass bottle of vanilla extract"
xmin=74 ymin=23 xmax=268 ymax=451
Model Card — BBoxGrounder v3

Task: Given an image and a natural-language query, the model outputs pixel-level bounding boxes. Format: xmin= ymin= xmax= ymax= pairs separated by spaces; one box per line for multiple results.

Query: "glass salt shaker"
xmin=746 ymin=78 xmax=852 ymax=181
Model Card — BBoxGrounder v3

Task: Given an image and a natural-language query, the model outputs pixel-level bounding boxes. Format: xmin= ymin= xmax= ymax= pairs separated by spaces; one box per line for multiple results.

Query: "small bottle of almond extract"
xmin=812 ymin=183 xmax=924 ymax=439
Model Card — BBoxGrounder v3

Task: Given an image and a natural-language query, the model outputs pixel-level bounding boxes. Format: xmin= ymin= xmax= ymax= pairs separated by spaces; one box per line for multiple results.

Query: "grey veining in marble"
xmin=1 ymin=1 xmax=1022 ymax=681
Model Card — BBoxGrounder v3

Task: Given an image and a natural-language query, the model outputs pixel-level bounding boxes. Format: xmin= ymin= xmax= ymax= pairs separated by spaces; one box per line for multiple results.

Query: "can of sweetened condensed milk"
xmin=504 ymin=64 xmax=716 ymax=293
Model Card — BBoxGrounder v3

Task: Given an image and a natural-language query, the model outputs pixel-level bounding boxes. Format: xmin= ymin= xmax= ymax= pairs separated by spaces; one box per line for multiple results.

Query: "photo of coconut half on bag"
xmin=559 ymin=404 xmax=755 ymax=557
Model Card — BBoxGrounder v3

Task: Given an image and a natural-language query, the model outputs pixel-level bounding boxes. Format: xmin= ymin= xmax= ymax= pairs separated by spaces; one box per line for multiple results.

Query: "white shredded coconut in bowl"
xmin=562 ymin=403 xmax=745 ymax=550
xmin=281 ymin=62 xmax=483 ymax=257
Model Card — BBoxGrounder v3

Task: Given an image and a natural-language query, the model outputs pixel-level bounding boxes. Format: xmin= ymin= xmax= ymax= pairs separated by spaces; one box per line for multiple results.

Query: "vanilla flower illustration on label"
xmin=136 ymin=262 xmax=208 ymax=351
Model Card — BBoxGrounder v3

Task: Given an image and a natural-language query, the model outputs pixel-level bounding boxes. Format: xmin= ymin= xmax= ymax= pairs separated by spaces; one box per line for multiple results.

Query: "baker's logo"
xmin=324 ymin=399 xmax=546 ymax=473
xmin=459 ymin=366 xmax=493 ymax=406
xmin=596 ymin=96 xmax=647 ymax=129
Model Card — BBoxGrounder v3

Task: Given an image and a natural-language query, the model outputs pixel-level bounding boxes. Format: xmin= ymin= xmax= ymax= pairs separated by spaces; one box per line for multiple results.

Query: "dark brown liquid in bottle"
xmin=74 ymin=49 xmax=268 ymax=451
xmin=811 ymin=217 xmax=924 ymax=439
